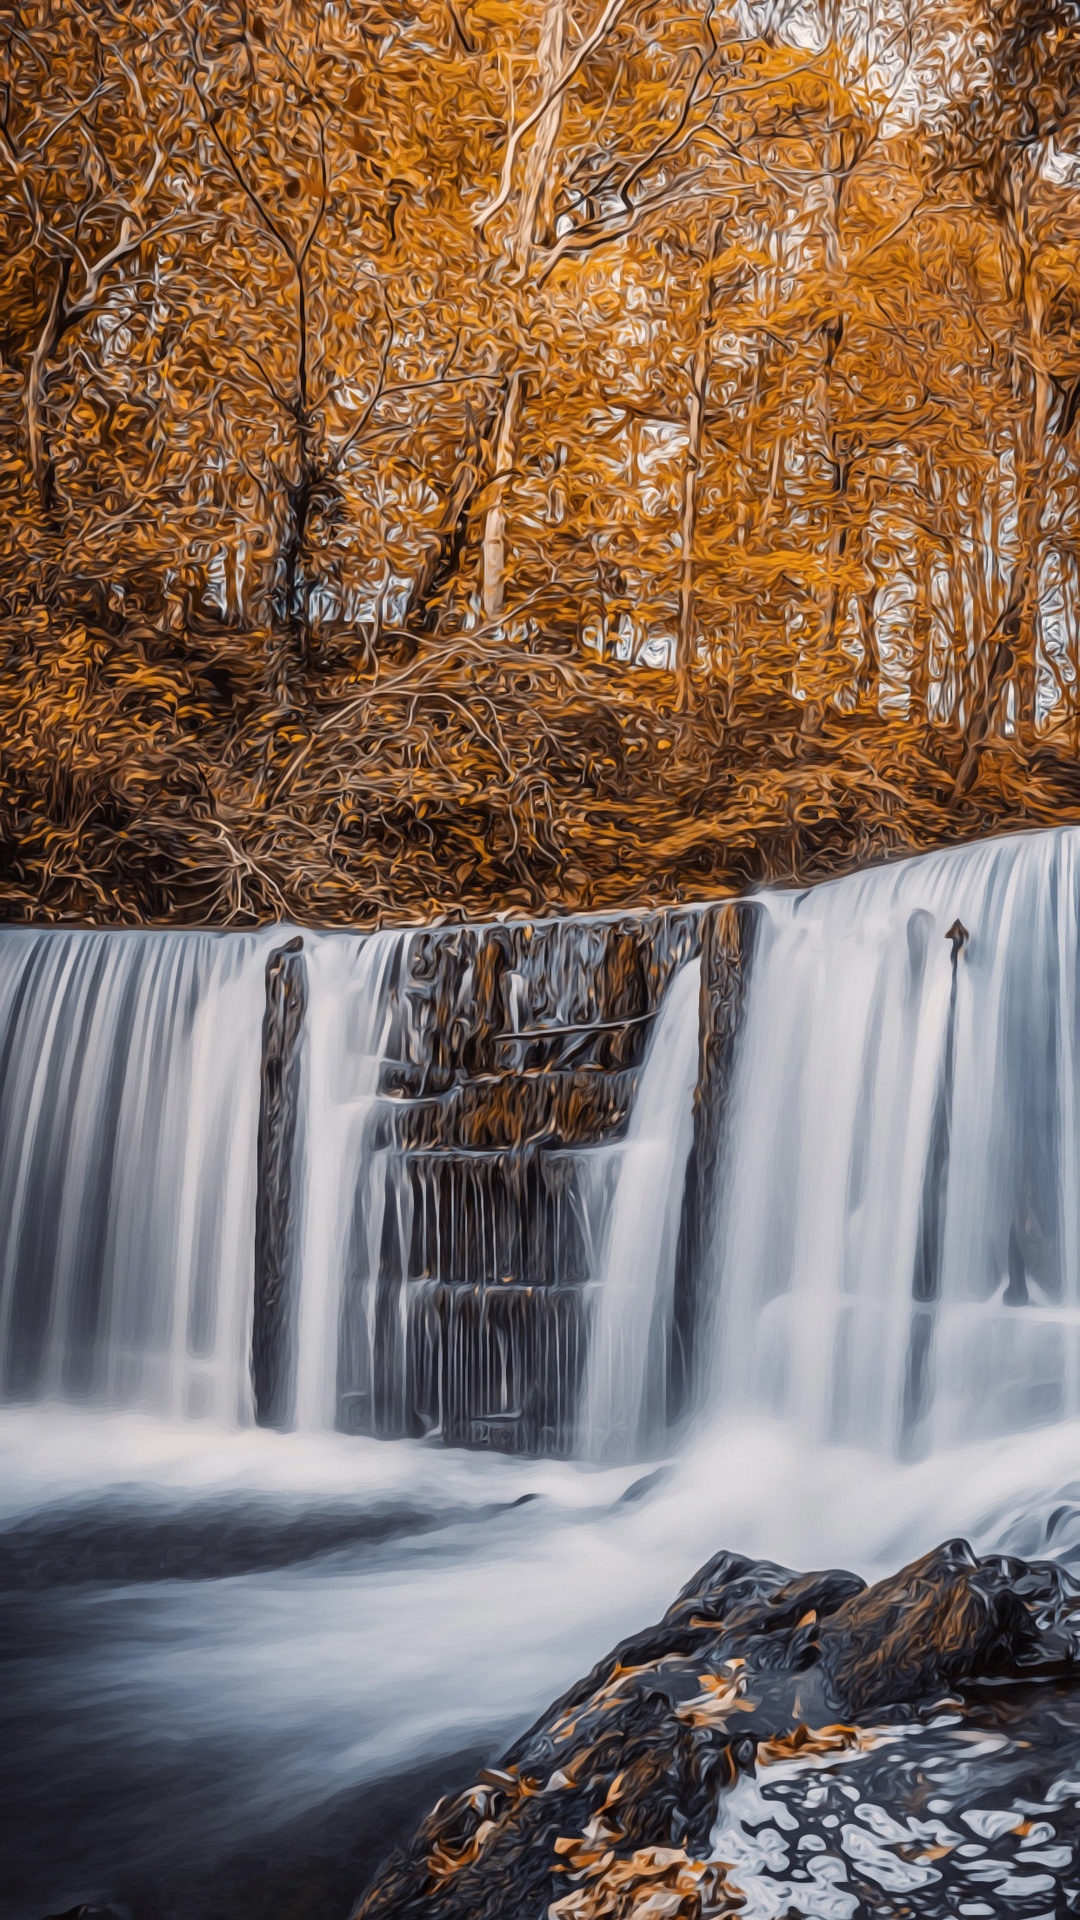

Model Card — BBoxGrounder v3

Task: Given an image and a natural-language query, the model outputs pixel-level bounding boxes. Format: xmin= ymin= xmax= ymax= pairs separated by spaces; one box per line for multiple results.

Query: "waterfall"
xmin=4 ymin=825 xmax=1080 ymax=1465
xmin=13 ymin=831 xmax=1080 ymax=1920
xmin=0 ymin=915 xmax=696 ymax=1452
xmin=0 ymin=926 xmax=424 ymax=1433
xmin=709 ymin=826 xmax=1080 ymax=1455
xmin=581 ymin=956 xmax=701 ymax=1458
xmin=292 ymin=931 xmax=406 ymax=1431
xmin=0 ymin=930 xmax=271 ymax=1419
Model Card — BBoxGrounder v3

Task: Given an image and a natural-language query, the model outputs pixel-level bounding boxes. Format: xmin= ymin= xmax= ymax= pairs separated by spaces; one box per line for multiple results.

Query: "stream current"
xmin=5 ymin=827 xmax=1080 ymax=1918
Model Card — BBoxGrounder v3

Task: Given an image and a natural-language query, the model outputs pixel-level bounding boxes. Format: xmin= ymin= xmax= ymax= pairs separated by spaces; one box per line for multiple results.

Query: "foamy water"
xmin=7 ymin=830 xmax=1080 ymax=1915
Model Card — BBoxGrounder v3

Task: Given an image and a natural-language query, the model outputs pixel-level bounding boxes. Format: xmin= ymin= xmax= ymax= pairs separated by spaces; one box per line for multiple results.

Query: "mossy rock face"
xmin=353 ymin=1542 xmax=1080 ymax=1920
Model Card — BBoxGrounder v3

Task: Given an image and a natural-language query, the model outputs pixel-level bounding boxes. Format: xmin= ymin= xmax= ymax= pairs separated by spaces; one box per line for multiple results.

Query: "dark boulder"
xmin=353 ymin=1541 xmax=1080 ymax=1920
xmin=818 ymin=1537 xmax=1032 ymax=1716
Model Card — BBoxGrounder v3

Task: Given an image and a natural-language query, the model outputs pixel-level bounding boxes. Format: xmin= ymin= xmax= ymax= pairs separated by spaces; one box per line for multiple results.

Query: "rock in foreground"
xmin=354 ymin=1540 xmax=1080 ymax=1920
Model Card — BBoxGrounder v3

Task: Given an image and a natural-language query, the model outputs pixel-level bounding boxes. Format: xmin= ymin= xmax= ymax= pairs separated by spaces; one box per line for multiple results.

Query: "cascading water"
xmin=581 ymin=954 xmax=702 ymax=1458
xmin=708 ymin=827 xmax=1080 ymax=1457
xmin=9 ymin=831 xmax=1080 ymax=1920
xmin=0 ymin=930 xmax=271 ymax=1419
xmin=6 ymin=831 xmax=1080 ymax=1461
xmin=292 ymin=931 xmax=406 ymax=1431
xmin=0 ymin=916 xmax=693 ymax=1453
xmin=0 ymin=925 xmax=422 ymax=1434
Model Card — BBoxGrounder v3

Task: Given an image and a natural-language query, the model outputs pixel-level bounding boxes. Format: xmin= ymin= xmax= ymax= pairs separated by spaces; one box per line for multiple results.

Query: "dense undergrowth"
xmin=2 ymin=610 xmax=1078 ymax=928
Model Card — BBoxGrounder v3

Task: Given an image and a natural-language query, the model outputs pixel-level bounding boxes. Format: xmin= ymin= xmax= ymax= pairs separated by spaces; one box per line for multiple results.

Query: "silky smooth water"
xmin=581 ymin=953 xmax=701 ymax=1457
xmin=5 ymin=828 xmax=1080 ymax=1919
xmin=710 ymin=827 xmax=1080 ymax=1453
xmin=0 ymin=917 xmax=697 ymax=1450
xmin=0 ymin=930 xmax=270 ymax=1419
xmin=292 ymin=932 xmax=404 ymax=1431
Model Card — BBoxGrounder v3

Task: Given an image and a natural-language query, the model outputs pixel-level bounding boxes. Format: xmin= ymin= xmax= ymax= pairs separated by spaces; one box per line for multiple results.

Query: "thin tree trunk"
xmin=512 ymin=0 xmax=568 ymax=268
xmin=676 ymin=338 xmax=708 ymax=696
xmin=803 ymin=306 xmax=847 ymax=732
xmin=404 ymin=440 xmax=487 ymax=632
xmin=479 ymin=0 xmax=568 ymax=628
xmin=953 ymin=594 xmax=1021 ymax=794
xmin=26 ymin=262 xmax=71 ymax=510
xmin=432 ymin=1 xmax=573 ymax=630
xmin=282 ymin=254 xmax=319 ymax=651
xmin=805 ymin=10 xmax=850 ymax=725
xmin=948 ymin=515 xmax=972 ymax=733
xmin=1013 ymin=251 xmax=1052 ymax=728
xmin=482 ymin=370 xmax=521 ymax=622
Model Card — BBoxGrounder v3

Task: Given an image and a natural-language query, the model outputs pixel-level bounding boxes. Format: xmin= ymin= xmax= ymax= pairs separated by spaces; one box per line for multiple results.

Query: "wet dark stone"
xmin=818 ymin=1538 xmax=1035 ymax=1716
xmin=252 ymin=936 xmax=307 ymax=1429
xmin=404 ymin=1280 xmax=589 ymax=1454
xmin=669 ymin=902 xmax=758 ymax=1424
xmin=341 ymin=907 xmax=708 ymax=1456
xmin=353 ymin=1541 xmax=1080 ymax=1920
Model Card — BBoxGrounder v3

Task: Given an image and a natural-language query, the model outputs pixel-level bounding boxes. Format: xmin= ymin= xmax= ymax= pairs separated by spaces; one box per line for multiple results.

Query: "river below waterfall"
xmin=6 ymin=1406 xmax=1080 ymax=1919
xmin=6 ymin=829 xmax=1080 ymax=1918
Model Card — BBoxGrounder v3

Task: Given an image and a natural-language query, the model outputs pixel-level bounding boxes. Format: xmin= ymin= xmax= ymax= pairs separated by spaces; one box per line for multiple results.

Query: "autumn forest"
xmin=3 ymin=0 xmax=1080 ymax=923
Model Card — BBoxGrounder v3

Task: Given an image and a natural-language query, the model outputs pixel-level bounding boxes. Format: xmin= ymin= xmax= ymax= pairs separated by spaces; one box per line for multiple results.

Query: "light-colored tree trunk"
xmin=482 ymin=369 xmax=522 ymax=621
xmin=26 ymin=268 xmax=69 ymax=508
xmin=948 ymin=511 xmax=974 ymax=732
xmin=676 ymin=338 xmax=708 ymax=694
xmin=1013 ymin=244 xmax=1052 ymax=726
xmin=512 ymin=0 xmax=568 ymax=268
xmin=481 ymin=0 xmax=569 ymax=625
xmin=808 ymin=116 xmax=850 ymax=726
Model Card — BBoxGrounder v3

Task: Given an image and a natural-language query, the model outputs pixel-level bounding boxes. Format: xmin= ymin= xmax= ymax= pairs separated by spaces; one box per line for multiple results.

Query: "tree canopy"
xmin=3 ymin=0 xmax=1080 ymax=922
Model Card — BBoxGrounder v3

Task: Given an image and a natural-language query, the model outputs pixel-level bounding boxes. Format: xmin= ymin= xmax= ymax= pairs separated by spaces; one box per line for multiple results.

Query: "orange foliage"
xmin=548 ymin=1840 xmax=739 ymax=1919
xmin=3 ymin=0 xmax=1080 ymax=922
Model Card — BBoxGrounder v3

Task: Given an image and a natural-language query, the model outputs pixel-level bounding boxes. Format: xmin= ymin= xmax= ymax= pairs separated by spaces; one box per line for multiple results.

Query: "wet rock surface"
xmin=709 ymin=1681 xmax=1080 ymax=1918
xmin=354 ymin=1541 xmax=1080 ymax=1920
xmin=335 ymin=905 xmax=750 ymax=1454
